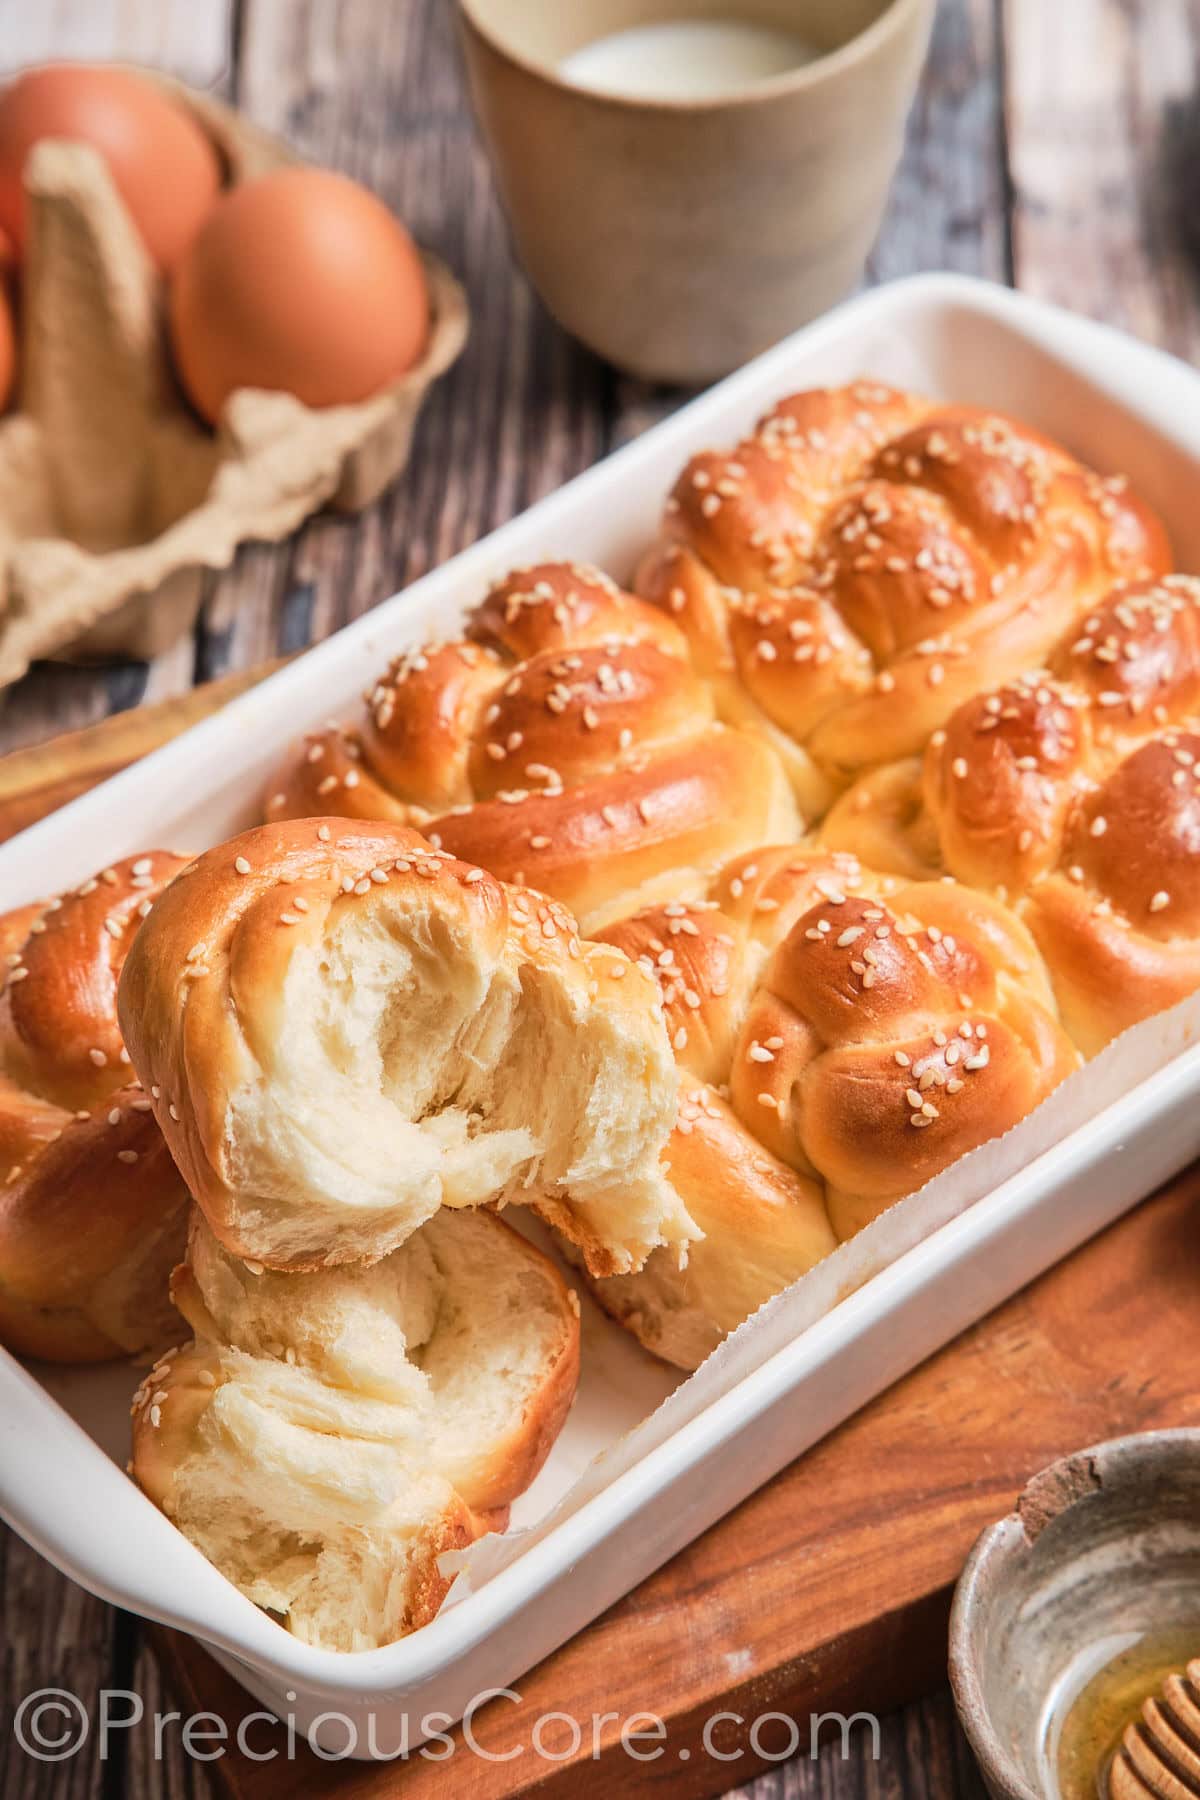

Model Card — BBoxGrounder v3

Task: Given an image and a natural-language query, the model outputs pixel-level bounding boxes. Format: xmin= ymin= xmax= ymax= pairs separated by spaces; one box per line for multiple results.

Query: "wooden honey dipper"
xmin=1108 ymin=1659 xmax=1200 ymax=1799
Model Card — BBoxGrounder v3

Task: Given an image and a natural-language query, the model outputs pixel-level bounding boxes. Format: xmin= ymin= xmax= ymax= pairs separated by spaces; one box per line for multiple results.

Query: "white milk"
xmin=560 ymin=18 xmax=820 ymax=100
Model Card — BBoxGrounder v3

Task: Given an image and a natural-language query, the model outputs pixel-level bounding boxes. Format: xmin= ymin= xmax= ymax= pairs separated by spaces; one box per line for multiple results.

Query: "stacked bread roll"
xmin=113 ymin=817 xmax=704 ymax=1647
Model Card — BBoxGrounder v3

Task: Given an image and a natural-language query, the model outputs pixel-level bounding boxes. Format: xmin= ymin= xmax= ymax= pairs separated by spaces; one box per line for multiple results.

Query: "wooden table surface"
xmin=1 ymin=1 xmax=1197 ymax=1795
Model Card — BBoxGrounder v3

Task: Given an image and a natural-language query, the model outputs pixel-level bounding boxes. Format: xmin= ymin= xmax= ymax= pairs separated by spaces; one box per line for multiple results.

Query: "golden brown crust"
xmin=888 ymin=576 xmax=1200 ymax=1051
xmin=706 ymin=875 xmax=1080 ymax=1237
xmin=0 ymin=858 xmax=192 ymax=1362
xmin=430 ymin=726 xmax=796 ymax=929
xmin=265 ymin=561 xmax=798 ymax=933
xmin=640 ymin=388 xmax=1171 ymax=778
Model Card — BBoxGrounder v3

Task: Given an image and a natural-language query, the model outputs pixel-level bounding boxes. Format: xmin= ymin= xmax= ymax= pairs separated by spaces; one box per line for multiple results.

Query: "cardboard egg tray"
xmin=0 ymin=72 xmax=469 ymax=686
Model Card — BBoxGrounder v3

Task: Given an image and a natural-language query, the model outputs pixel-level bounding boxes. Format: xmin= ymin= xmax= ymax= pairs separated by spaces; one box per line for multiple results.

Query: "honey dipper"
xmin=1108 ymin=1659 xmax=1200 ymax=1799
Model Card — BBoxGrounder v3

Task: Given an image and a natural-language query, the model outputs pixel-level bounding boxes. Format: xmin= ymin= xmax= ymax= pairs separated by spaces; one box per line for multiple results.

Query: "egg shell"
xmin=168 ymin=165 xmax=431 ymax=422
xmin=0 ymin=64 xmax=222 ymax=272
xmin=0 ymin=280 xmax=14 ymax=412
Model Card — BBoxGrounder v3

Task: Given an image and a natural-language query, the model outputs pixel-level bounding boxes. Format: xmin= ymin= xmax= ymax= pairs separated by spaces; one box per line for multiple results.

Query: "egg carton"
xmin=0 ymin=74 xmax=469 ymax=685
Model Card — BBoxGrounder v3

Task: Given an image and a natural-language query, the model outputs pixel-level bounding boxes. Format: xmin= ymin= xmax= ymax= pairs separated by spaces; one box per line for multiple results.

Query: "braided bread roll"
xmin=132 ymin=1207 xmax=579 ymax=1651
xmin=265 ymin=562 xmax=799 ymax=932
xmin=590 ymin=846 xmax=1077 ymax=1362
xmin=0 ymin=854 xmax=192 ymax=1361
xmin=636 ymin=384 xmax=1170 ymax=803
xmin=825 ymin=574 xmax=1200 ymax=1054
xmin=118 ymin=818 xmax=689 ymax=1278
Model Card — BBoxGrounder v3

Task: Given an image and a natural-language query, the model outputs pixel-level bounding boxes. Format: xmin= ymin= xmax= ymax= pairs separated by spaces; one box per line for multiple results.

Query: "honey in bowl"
xmin=1047 ymin=1626 xmax=1200 ymax=1799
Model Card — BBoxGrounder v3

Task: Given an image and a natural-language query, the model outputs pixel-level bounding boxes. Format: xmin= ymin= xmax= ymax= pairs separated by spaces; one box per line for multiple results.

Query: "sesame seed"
xmin=117 ymin=1150 xmax=139 ymax=1164
xmin=89 ymin=1049 xmax=107 ymax=1067
xmin=235 ymin=856 xmax=251 ymax=875
xmin=1149 ymin=891 xmax=1171 ymax=913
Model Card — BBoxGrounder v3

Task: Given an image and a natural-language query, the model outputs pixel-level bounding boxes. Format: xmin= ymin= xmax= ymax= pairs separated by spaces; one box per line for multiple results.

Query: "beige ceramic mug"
xmin=457 ymin=0 xmax=935 ymax=384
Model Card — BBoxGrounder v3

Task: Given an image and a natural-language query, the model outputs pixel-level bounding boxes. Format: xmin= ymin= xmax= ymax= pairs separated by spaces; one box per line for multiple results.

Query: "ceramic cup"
xmin=456 ymin=0 xmax=935 ymax=383
xmin=948 ymin=1431 xmax=1200 ymax=1800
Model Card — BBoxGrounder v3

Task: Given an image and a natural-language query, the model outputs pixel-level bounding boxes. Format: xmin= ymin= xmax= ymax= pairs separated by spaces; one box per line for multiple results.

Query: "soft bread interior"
xmin=218 ymin=877 xmax=687 ymax=1275
xmin=133 ymin=1209 xmax=580 ymax=1652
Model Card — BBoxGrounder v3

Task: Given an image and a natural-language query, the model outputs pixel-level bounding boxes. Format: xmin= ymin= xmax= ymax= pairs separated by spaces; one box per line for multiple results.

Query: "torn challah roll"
xmin=117 ymin=818 xmax=688 ymax=1277
xmin=132 ymin=1207 xmax=580 ymax=1652
xmin=0 ymin=854 xmax=192 ymax=1361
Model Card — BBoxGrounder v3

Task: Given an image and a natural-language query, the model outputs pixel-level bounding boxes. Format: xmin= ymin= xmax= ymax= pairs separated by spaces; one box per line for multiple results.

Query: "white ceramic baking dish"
xmin=3 ymin=273 xmax=1200 ymax=1755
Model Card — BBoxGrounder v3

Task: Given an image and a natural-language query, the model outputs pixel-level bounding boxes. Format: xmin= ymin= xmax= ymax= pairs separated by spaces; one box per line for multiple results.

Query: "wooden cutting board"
xmin=5 ymin=678 xmax=1199 ymax=1799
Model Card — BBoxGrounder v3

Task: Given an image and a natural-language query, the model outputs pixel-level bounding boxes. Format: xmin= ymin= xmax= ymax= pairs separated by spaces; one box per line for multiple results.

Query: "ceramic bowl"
xmin=949 ymin=1430 xmax=1200 ymax=1800
xmin=457 ymin=0 xmax=935 ymax=383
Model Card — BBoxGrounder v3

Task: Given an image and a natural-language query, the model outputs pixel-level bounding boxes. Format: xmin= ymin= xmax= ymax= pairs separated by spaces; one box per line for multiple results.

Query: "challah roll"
xmin=636 ymin=384 xmax=1170 ymax=786
xmin=585 ymin=846 xmax=1077 ymax=1360
xmin=132 ymin=1207 xmax=580 ymax=1652
xmin=0 ymin=855 xmax=192 ymax=1361
xmin=827 ymin=574 xmax=1200 ymax=1053
xmin=265 ymin=561 xmax=800 ymax=932
xmin=118 ymin=818 xmax=689 ymax=1277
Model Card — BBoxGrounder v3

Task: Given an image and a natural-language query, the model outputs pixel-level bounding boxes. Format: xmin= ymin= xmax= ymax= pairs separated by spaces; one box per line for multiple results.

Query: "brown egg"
xmin=168 ymin=166 xmax=430 ymax=422
xmin=0 ymin=64 xmax=221 ymax=272
xmin=0 ymin=280 xmax=14 ymax=413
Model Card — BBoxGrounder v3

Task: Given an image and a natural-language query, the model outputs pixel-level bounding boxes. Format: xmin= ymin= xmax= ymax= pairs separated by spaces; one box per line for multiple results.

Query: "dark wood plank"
xmin=0 ymin=658 xmax=285 ymax=844
xmin=870 ymin=0 xmax=1010 ymax=284
xmin=0 ymin=1533 xmax=113 ymax=1800
xmin=1005 ymin=0 xmax=1200 ymax=358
